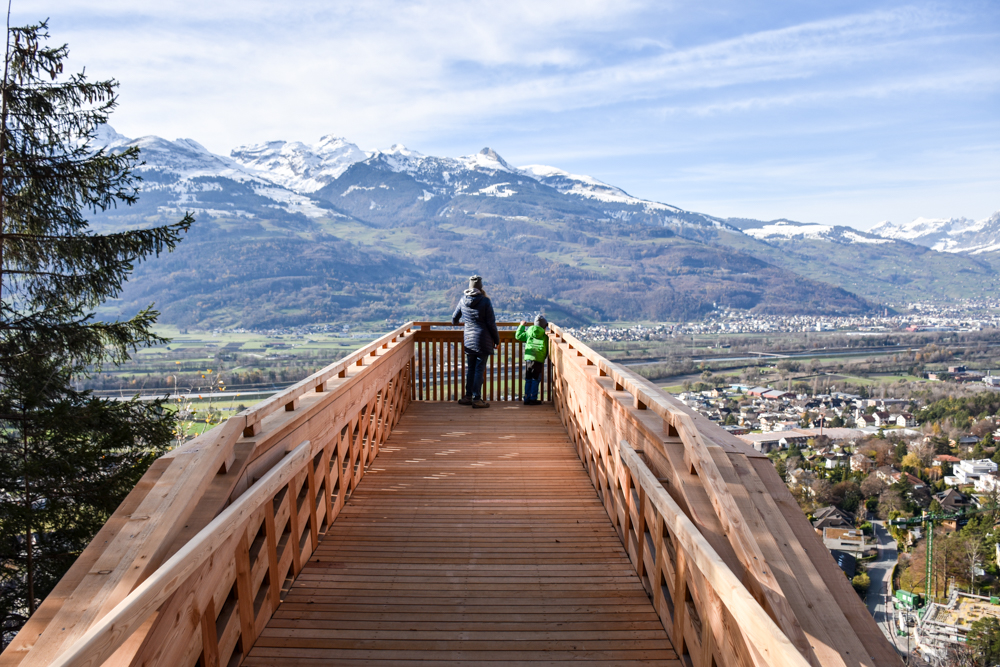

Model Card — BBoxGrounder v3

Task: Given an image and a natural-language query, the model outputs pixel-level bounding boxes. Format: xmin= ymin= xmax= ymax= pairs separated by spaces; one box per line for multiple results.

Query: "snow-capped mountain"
xmin=870 ymin=213 xmax=1000 ymax=254
xmin=226 ymin=131 xmax=699 ymax=225
xmin=519 ymin=164 xmax=679 ymax=213
xmin=738 ymin=219 xmax=893 ymax=245
xmin=92 ymin=125 xmax=995 ymax=258
xmin=96 ymin=125 xmax=252 ymax=182
xmin=230 ymin=136 xmax=369 ymax=193
xmin=93 ymin=127 xmax=338 ymax=221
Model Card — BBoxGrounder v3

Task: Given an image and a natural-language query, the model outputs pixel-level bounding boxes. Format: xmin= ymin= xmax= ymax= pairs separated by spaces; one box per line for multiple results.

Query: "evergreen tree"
xmin=0 ymin=20 xmax=191 ymax=647
xmin=966 ymin=616 xmax=1000 ymax=666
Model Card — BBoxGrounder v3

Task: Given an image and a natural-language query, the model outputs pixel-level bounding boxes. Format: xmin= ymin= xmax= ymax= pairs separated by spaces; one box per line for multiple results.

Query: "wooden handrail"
xmin=408 ymin=323 xmax=552 ymax=402
xmin=547 ymin=324 xmax=901 ymax=666
xmin=3 ymin=323 xmax=415 ymax=667
xmin=617 ymin=438 xmax=810 ymax=667
xmin=43 ymin=439 xmax=313 ymax=667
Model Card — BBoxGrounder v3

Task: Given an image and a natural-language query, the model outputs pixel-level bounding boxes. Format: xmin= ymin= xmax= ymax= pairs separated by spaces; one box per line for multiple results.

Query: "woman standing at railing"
xmin=452 ymin=275 xmax=500 ymax=408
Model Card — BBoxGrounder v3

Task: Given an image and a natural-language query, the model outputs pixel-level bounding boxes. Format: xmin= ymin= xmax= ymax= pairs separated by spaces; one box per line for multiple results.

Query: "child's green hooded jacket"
xmin=515 ymin=322 xmax=548 ymax=362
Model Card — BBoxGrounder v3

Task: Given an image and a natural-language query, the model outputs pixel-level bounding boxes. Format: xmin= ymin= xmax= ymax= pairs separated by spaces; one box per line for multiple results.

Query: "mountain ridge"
xmin=88 ymin=126 xmax=997 ymax=327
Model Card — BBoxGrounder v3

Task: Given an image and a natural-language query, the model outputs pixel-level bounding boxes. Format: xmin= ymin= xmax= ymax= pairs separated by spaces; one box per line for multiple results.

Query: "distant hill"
xmin=89 ymin=127 xmax=995 ymax=328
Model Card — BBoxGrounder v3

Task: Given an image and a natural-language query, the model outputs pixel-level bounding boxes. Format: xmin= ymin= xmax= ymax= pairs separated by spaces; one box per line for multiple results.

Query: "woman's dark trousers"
xmin=465 ymin=350 xmax=489 ymax=399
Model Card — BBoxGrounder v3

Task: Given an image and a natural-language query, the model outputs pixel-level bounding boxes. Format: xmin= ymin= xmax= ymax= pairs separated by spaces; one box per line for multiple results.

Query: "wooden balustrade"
xmin=2 ymin=324 xmax=415 ymax=667
xmin=548 ymin=324 xmax=902 ymax=667
xmin=409 ymin=322 xmax=552 ymax=402
xmin=1 ymin=319 xmax=901 ymax=667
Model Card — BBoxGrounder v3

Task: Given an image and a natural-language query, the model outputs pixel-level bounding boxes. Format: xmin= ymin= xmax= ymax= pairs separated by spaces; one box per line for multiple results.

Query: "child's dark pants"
xmin=524 ymin=360 xmax=543 ymax=401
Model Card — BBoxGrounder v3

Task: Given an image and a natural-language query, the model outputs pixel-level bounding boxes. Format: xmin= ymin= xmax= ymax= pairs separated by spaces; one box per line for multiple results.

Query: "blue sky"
xmin=17 ymin=0 xmax=1000 ymax=228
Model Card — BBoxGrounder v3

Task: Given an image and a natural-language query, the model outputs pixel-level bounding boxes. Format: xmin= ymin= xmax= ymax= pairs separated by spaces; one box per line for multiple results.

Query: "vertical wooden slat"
xmin=415 ymin=340 xmax=426 ymax=401
xmin=199 ymin=598 xmax=220 ymax=667
xmin=419 ymin=339 xmax=425 ymax=401
xmin=287 ymin=476 xmax=302 ymax=577
xmin=415 ymin=341 xmax=422 ymax=400
xmin=518 ymin=341 xmax=523 ymax=401
xmin=264 ymin=500 xmax=280 ymax=609
xmin=306 ymin=459 xmax=319 ymax=551
xmin=460 ymin=343 xmax=466 ymax=399
xmin=323 ymin=443 xmax=335 ymax=530
xmin=442 ymin=340 xmax=453 ymax=402
xmin=488 ymin=349 xmax=495 ymax=400
xmin=431 ymin=338 xmax=437 ymax=401
xmin=505 ymin=340 xmax=511 ymax=400
xmin=234 ymin=532 xmax=257 ymax=651
xmin=549 ymin=353 xmax=554 ymax=401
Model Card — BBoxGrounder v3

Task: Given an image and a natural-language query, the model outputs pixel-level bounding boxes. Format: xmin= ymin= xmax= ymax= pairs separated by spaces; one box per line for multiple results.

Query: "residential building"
xmin=850 ymin=453 xmax=874 ymax=473
xmin=855 ymin=413 xmax=876 ymax=428
xmin=932 ymin=454 xmax=961 ymax=467
xmin=948 ymin=459 xmax=998 ymax=486
xmin=821 ymin=527 xmax=869 ymax=554
xmin=975 ymin=472 xmax=1000 ymax=494
xmin=872 ymin=411 xmax=892 ymax=427
xmin=933 ymin=488 xmax=971 ymax=513
xmin=875 ymin=465 xmax=901 ymax=485
xmin=823 ymin=452 xmax=848 ymax=469
xmin=812 ymin=506 xmax=854 ymax=533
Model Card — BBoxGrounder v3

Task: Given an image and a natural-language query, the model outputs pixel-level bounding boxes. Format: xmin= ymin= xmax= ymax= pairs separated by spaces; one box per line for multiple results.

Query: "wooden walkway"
xmin=245 ymin=401 xmax=679 ymax=665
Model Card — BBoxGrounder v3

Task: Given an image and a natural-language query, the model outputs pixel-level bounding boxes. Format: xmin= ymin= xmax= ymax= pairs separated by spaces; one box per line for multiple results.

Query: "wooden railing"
xmin=548 ymin=324 xmax=901 ymax=667
xmin=1 ymin=320 xmax=901 ymax=667
xmin=409 ymin=322 xmax=552 ymax=401
xmin=2 ymin=324 xmax=415 ymax=667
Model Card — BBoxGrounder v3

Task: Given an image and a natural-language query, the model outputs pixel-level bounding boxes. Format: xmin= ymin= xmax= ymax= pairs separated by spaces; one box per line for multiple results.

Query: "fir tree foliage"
xmin=0 ymin=19 xmax=191 ymax=647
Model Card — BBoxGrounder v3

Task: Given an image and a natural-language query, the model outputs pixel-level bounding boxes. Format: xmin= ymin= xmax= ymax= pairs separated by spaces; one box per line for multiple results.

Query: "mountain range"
xmin=90 ymin=126 xmax=1000 ymax=328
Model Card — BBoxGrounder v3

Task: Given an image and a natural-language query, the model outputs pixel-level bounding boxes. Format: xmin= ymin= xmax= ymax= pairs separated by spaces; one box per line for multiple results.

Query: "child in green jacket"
xmin=515 ymin=315 xmax=548 ymax=405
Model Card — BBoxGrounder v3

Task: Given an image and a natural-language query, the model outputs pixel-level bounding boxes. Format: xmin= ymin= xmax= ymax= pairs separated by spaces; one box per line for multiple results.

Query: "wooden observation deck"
xmin=1 ymin=323 xmax=901 ymax=667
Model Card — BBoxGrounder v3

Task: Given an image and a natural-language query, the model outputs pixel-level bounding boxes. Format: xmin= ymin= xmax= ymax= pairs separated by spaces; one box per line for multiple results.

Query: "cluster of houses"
xmin=676 ymin=384 xmax=920 ymax=439
xmin=668 ymin=300 xmax=1000 ymax=335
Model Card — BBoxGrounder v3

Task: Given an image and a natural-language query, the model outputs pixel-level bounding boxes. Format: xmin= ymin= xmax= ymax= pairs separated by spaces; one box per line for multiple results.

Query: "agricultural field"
xmin=85 ymin=324 xmax=382 ymax=400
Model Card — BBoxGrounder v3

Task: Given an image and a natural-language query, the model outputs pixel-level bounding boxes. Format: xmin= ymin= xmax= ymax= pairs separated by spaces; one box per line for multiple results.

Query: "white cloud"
xmin=11 ymin=1 xmax=999 ymax=226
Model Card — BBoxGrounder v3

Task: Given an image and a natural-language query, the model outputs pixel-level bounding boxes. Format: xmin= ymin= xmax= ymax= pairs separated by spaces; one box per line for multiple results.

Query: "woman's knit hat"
xmin=534 ymin=314 xmax=548 ymax=329
xmin=468 ymin=275 xmax=483 ymax=291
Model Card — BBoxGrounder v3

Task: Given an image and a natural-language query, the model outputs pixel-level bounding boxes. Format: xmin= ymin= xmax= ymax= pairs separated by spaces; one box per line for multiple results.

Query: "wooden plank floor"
xmin=246 ymin=401 xmax=678 ymax=666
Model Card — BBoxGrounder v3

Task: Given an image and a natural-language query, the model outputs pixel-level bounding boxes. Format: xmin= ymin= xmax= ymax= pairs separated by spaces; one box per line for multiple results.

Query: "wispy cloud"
xmin=12 ymin=1 xmax=1000 ymax=224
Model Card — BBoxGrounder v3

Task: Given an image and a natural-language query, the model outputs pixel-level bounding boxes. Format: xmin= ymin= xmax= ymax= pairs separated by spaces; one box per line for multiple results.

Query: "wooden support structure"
xmin=0 ymin=322 xmax=900 ymax=667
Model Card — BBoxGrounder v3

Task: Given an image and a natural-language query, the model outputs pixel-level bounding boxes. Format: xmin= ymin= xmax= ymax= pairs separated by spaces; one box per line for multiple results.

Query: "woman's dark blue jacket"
xmin=451 ymin=289 xmax=499 ymax=355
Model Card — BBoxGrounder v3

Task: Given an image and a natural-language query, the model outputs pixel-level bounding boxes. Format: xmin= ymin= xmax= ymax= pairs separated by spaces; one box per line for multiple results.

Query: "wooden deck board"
xmin=245 ymin=402 xmax=679 ymax=665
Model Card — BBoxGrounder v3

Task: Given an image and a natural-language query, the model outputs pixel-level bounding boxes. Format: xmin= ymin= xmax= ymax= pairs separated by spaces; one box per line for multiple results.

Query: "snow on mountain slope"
xmin=95 ymin=127 xmax=251 ymax=181
xmin=93 ymin=126 xmax=334 ymax=219
xmin=232 ymin=133 xmax=688 ymax=215
xmin=871 ymin=212 xmax=1000 ymax=253
xmin=518 ymin=164 xmax=680 ymax=212
xmin=743 ymin=220 xmax=892 ymax=244
xmin=96 ymin=124 xmax=991 ymax=249
xmin=230 ymin=136 xmax=369 ymax=192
